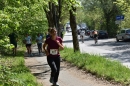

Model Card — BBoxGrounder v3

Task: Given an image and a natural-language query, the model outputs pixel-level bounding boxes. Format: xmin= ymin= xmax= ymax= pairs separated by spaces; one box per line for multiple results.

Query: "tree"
xmin=82 ymin=0 xmax=124 ymax=37
xmin=115 ymin=0 xmax=130 ymax=29
xmin=0 ymin=0 xmax=81 ymax=53
xmin=0 ymin=0 xmax=48 ymax=55
xmin=41 ymin=0 xmax=63 ymax=36
xmin=69 ymin=2 xmax=80 ymax=52
xmin=41 ymin=0 xmax=80 ymax=52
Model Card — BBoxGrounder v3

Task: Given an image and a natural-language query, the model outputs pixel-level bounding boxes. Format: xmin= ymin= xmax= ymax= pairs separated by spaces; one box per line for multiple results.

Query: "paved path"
xmin=24 ymin=41 xmax=121 ymax=86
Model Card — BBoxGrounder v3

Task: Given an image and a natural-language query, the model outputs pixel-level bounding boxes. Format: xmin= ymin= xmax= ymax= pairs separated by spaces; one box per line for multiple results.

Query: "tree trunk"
xmin=54 ymin=0 xmax=62 ymax=37
xmin=44 ymin=3 xmax=55 ymax=27
xmin=43 ymin=1 xmax=63 ymax=37
xmin=47 ymin=11 xmax=55 ymax=27
xmin=69 ymin=6 xmax=80 ymax=52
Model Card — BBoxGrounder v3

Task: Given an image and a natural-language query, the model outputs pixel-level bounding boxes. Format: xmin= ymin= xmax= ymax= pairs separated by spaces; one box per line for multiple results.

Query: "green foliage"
xmin=0 ymin=49 xmax=40 ymax=86
xmin=122 ymin=7 xmax=130 ymax=28
xmin=115 ymin=0 xmax=129 ymax=12
xmin=0 ymin=36 xmax=13 ymax=56
xmin=0 ymin=0 xmax=48 ymax=56
xmin=81 ymin=0 xmax=130 ymax=37
xmin=60 ymin=47 xmax=130 ymax=85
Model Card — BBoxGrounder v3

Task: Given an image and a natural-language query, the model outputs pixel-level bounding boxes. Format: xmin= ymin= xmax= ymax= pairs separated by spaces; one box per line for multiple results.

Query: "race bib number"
xmin=50 ymin=49 xmax=58 ymax=55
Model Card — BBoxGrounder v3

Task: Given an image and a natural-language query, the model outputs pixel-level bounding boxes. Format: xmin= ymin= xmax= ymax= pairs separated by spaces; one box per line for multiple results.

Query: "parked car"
xmin=98 ymin=30 xmax=108 ymax=39
xmin=66 ymin=22 xmax=80 ymax=32
xmin=79 ymin=23 xmax=88 ymax=30
xmin=116 ymin=29 xmax=130 ymax=42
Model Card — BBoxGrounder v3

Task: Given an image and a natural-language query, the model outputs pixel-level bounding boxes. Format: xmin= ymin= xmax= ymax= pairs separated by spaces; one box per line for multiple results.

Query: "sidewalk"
xmin=24 ymin=44 xmax=119 ymax=86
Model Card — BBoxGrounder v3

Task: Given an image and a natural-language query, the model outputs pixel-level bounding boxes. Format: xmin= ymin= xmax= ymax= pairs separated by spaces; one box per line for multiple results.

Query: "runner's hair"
xmin=48 ymin=27 xmax=52 ymax=32
xmin=50 ymin=27 xmax=57 ymax=33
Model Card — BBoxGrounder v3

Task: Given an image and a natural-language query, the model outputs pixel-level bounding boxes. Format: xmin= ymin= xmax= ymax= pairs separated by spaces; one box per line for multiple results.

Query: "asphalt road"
xmin=64 ymin=32 xmax=130 ymax=68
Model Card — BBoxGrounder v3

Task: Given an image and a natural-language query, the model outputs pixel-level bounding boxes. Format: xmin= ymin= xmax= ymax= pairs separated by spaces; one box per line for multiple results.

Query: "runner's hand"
xmin=56 ymin=40 xmax=60 ymax=45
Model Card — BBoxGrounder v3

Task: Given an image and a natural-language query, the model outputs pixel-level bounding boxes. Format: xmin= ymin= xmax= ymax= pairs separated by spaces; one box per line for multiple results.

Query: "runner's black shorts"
xmin=94 ymin=34 xmax=98 ymax=38
xmin=26 ymin=44 xmax=31 ymax=47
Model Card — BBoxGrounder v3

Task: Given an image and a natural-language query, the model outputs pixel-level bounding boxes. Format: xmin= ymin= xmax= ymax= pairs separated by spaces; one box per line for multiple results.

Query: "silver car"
xmin=116 ymin=29 xmax=130 ymax=41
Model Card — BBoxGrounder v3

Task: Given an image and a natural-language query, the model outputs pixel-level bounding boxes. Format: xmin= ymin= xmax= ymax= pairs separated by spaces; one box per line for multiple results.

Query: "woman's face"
xmin=51 ymin=29 xmax=57 ymax=36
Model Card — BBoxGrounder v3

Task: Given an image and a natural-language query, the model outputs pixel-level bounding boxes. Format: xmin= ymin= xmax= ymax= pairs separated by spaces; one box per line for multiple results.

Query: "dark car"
xmin=98 ymin=30 xmax=108 ymax=39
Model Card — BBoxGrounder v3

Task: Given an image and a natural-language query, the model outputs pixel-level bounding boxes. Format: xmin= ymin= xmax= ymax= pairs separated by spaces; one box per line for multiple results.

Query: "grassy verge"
xmin=60 ymin=47 xmax=130 ymax=85
xmin=0 ymin=48 xmax=41 ymax=86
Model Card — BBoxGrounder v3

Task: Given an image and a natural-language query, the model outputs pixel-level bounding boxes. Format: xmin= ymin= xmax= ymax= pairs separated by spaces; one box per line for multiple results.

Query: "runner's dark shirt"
xmin=45 ymin=36 xmax=62 ymax=57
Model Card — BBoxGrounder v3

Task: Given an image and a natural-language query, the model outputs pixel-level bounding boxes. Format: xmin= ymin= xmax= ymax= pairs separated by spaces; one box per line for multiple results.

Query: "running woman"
xmin=43 ymin=28 xmax=64 ymax=86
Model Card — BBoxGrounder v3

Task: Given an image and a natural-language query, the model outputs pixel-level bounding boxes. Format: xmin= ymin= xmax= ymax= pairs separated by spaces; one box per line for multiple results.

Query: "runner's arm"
xmin=59 ymin=43 xmax=64 ymax=50
xmin=43 ymin=43 xmax=49 ymax=56
xmin=56 ymin=40 xmax=64 ymax=50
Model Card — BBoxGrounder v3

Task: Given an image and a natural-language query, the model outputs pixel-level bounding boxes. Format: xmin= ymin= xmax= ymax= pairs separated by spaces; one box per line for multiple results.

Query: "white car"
xmin=116 ymin=29 xmax=130 ymax=41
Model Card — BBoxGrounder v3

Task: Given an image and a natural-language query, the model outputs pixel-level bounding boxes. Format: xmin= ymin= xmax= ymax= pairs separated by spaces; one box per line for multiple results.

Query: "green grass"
xmin=0 ymin=48 xmax=41 ymax=86
xmin=60 ymin=47 xmax=130 ymax=85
